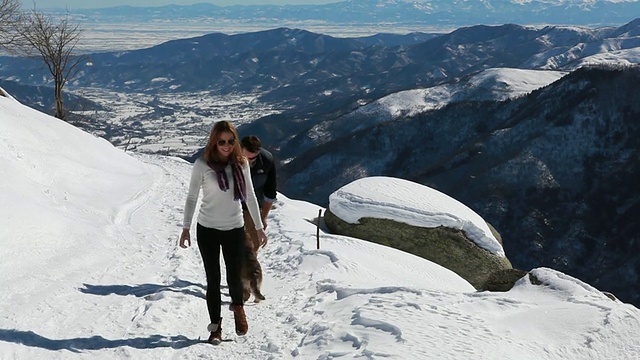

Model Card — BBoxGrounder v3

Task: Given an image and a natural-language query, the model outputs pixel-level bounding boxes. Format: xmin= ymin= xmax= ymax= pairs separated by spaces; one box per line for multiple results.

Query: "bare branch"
xmin=0 ymin=0 xmax=23 ymax=52
xmin=16 ymin=6 xmax=87 ymax=120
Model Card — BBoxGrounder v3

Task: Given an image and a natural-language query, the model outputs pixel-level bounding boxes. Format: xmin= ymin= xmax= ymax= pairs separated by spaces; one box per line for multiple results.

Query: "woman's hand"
xmin=257 ymin=229 xmax=268 ymax=248
xmin=179 ymin=228 xmax=191 ymax=248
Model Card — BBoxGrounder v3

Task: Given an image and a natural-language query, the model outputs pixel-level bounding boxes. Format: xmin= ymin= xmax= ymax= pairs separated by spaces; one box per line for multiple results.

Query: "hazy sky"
xmin=27 ymin=0 xmax=340 ymax=9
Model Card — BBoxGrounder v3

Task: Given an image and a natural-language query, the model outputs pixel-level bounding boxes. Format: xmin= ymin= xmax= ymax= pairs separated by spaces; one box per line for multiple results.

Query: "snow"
xmin=352 ymin=68 xmax=567 ymax=120
xmin=577 ymin=47 xmax=640 ymax=67
xmin=2 ymin=92 xmax=640 ymax=359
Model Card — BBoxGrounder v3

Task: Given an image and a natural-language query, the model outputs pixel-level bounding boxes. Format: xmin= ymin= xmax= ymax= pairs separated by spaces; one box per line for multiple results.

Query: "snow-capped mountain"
xmin=2 ymin=20 xmax=638 ymax=105
xmin=287 ymin=68 xmax=568 ymax=154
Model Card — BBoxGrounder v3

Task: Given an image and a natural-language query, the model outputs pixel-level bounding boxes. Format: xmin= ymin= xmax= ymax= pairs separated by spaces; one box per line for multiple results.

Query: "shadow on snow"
xmin=0 ymin=329 xmax=203 ymax=352
xmin=79 ymin=279 xmax=207 ymax=299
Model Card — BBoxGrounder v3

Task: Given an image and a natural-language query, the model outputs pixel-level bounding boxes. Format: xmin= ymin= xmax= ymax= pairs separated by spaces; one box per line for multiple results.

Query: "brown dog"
xmin=242 ymin=210 xmax=265 ymax=303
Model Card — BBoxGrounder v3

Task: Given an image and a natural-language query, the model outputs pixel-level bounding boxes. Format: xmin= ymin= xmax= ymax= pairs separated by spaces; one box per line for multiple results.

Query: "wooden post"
xmin=316 ymin=209 xmax=322 ymax=249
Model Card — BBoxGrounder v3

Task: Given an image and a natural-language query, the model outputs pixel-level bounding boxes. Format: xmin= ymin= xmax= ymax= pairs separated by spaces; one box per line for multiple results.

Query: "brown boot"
xmin=207 ymin=319 xmax=222 ymax=344
xmin=230 ymin=304 xmax=248 ymax=336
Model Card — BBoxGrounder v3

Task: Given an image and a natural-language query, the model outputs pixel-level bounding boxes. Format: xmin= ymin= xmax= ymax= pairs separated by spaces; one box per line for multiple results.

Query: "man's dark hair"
xmin=241 ymin=135 xmax=262 ymax=153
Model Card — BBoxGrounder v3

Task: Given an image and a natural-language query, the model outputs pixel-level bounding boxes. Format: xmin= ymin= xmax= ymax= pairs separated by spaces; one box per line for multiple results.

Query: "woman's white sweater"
xmin=183 ymin=157 xmax=263 ymax=231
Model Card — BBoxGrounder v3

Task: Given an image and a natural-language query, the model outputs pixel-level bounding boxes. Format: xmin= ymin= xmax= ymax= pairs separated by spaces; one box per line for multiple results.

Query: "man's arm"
xmin=262 ymin=156 xmax=277 ymax=203
xmin=260 ymin=201 xmax=273 ymax=225
xmin=261 ymin=158 xmax=277 ymax=228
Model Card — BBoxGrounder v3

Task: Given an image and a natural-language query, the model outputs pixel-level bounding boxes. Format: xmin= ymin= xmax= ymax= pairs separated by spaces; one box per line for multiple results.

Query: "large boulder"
xmin=324 ymin=176 xmax=514 ymax=289
xmin=480 ymin=268 xmax=529 ymax=292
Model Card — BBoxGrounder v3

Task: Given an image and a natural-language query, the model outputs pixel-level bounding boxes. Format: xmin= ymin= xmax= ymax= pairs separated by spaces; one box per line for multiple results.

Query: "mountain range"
xmin=1 ymin=19 xmax=639 ymax=307
xmin=2 ymin=19 xmax=639 ymax=110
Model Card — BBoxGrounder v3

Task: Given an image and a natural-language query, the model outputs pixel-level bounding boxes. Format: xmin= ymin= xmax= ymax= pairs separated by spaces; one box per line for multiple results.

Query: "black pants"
xmin=196 ymin=223 xmax=245 ymax=324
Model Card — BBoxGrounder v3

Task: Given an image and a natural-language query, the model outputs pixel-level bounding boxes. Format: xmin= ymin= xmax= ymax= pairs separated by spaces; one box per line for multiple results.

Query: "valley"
xmin=70 ymin=87 xmax=284 ymax=158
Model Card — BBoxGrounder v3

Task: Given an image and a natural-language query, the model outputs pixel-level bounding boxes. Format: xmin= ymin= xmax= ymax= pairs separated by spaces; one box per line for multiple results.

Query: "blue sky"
xmin=26 ymin=0 xmax=339 ymax=9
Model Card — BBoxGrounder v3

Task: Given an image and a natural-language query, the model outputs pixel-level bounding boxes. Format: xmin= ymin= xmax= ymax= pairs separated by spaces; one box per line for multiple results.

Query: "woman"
xmin=179 ymin=120 xmax=268 ymax=344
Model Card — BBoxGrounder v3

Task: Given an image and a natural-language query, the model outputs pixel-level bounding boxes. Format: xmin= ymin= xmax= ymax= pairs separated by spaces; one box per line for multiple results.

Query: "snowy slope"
xmin=351 ymin=68 xmax=567 ymax=121
xmin=300 ymin=68 xmax=568 ymax=145
xmin=1 ymin=92 xmax=640 ymax=359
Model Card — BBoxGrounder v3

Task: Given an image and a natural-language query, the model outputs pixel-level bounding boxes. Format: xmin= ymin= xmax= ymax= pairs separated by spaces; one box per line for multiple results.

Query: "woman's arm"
xmin=183 ymin=159 xmax=203 ymax=230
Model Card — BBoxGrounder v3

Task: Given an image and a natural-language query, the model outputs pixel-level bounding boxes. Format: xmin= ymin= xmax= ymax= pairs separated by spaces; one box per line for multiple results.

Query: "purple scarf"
xmin=207 ymin=159 xmax=247 ymax=201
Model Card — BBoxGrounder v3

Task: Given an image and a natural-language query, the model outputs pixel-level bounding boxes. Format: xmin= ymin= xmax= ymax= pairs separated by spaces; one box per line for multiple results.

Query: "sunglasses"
xmin=217 ymin=138 xmax=236 ymax=146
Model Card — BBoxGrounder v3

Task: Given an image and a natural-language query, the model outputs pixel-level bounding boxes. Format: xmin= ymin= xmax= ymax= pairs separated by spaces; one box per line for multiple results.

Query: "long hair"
xmin=202 ymin=121 xmax=245 ymax=164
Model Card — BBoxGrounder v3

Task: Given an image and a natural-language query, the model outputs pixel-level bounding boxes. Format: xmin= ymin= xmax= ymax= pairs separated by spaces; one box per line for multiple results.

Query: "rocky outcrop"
xmin=324 ymin=209 xmax=513 ymax=290
xmin=480 ymin=268 xmax=528 ymax=292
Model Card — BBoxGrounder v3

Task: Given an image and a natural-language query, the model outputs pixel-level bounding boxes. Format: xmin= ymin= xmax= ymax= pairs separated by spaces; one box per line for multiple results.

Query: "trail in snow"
xmin=4 ymin=148 xmax=640 ymax=359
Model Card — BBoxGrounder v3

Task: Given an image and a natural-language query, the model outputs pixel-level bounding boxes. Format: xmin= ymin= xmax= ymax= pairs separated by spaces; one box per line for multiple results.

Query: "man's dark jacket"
xmin=250 ymin=148 xmax=277 ymax=208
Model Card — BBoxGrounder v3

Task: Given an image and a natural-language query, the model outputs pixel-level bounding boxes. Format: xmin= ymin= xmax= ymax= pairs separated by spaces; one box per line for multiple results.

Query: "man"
xmin=240 ymin=135 xmax=277 ymax=303
xmin=241 ymin=135 xmax=277 ymax=230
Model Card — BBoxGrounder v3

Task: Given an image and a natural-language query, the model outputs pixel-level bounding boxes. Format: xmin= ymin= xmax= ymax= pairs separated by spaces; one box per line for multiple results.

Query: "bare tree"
xmin=18 ymin=6 xmax=86 ymax=120
xmin=0 ymin=0 xmax=22 ymax=52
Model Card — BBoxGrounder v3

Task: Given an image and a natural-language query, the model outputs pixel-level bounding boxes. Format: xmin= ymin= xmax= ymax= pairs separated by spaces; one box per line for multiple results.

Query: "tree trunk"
xmin=54 ymin=77 xmax=64 ymax=120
